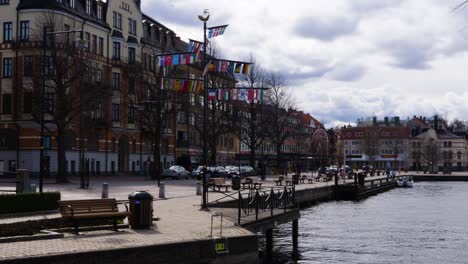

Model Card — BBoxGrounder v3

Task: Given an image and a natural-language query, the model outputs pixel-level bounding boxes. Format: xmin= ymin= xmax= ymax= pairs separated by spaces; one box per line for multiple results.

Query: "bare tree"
xmin=237 ymin=54 xmax=268 ymax=168
xmin=362 ymin=127 xmax=380 ymax=168
xmin=263 ymin=71 xmax=297 ymax=171
xmin=423 ymin=139 xmax=440 ymax=173
xmin=32 ymin=13 xmax=106 ymax=182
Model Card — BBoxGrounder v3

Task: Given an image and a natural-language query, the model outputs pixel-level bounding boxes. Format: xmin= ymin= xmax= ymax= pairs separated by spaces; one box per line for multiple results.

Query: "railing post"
xmin=238 ymin=191 xmax=241 ymax=225
xmin=255 ymin=189 xmax=259 ymax=221
xmin=270 ymin=187 xmax=274 ymax=216
xmin=284 ymin=186 xmax=288 ymax=213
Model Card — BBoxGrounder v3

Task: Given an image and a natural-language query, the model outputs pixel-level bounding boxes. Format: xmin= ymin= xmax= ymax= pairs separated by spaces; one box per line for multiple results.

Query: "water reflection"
xmin=272 ymin=182 xmax=468 ymax=264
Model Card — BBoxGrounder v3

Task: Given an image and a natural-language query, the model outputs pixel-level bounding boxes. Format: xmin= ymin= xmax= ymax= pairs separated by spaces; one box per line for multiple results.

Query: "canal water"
xmin=272 ymin=182 xmax=468 ymax=263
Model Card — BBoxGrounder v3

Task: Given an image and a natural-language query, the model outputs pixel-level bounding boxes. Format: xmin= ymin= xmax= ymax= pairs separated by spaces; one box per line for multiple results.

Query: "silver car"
xmin=162 ymin=165 xmax=190 ymax=179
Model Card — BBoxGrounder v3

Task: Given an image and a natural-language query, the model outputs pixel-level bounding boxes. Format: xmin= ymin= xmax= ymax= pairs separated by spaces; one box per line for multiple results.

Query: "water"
xmin=272 ymin=182 xmax=468 ymax=263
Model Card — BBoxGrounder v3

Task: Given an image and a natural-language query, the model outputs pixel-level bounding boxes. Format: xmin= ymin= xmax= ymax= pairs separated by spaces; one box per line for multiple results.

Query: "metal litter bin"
xmin=231 ymin=176 xmax=241 ymax=190
xmin=128 ymin=191 xmax=153 ymax=229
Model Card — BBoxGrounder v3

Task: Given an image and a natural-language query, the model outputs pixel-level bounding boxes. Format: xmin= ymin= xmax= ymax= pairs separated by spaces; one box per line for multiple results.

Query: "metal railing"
xmin=207 ymin=185 xmax=296 ymax=225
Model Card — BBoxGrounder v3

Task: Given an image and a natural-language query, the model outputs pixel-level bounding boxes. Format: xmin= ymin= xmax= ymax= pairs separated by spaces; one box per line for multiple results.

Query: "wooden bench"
xmin=285 ymin=177 xmax=293 ymax=186
xmin=315 ymin=174 xmax=322 ymax=182
xmin=242 ymin=177 xmax=263 ymax=189
xmin=209 ymin=178 xmax=230 ymax=192
xmin=58 ymin=199 xmax=130 ymax=234
xmin=274 ymin=176 xmax=284 ymax=186
xmin=299 ymin=175 xmax=306 ymax=184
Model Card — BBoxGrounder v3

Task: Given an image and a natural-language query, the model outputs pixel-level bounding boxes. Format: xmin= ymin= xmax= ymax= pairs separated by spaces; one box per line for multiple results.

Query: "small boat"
xmin=397 ymin=178 xmax=405 ymax=187
xmin=396 ymin=177 xmax=414 ymax=188
xmin=405 ymin=177 xmax=414 ymax=188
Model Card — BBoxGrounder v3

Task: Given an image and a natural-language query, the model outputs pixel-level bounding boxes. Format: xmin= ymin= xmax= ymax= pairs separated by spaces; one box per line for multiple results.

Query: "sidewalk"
xmin=0 ymin=176 xmax=252 ymax=261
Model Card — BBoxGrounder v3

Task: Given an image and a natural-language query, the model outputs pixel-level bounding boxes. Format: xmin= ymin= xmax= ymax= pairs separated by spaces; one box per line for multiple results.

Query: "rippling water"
xmin=272 ymin=182 xmax=468 ymax=264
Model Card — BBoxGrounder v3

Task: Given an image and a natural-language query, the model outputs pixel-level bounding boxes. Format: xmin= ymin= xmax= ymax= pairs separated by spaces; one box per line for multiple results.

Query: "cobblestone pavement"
xmin=0 ymin=171 xmax=441 ymax=260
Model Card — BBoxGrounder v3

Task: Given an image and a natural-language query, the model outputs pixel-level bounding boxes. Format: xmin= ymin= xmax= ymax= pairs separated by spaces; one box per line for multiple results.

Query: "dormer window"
xmin=97 ymin=4 xmax=102 ymax=20
xmin=86 ymin=0 xmax=91 ymax=14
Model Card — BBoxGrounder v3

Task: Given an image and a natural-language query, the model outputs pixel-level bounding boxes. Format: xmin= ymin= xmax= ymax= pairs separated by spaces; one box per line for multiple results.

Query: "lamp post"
xmin=40 ymin=28 xmax=85 ymax=192
xmin=198 ymin=10 xmax=210 ymax=209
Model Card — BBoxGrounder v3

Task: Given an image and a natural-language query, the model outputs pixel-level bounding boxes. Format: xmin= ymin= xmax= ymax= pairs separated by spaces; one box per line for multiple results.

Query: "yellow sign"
xmin=215 ymin=243 xmax=225 ymax=252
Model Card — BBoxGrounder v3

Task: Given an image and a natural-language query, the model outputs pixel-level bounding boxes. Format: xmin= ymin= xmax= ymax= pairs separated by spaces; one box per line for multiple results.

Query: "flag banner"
xmin=187 ymin=39 xmax=204 ymax=54
xmin=208 ymin=89 xmax=216 ymax=100
xmin=160 ymin=77 xmax=203 ymax=94
xmin=234 ymin=63 xmax=243 ymax=73
xmin=242 ymin=64 xmax=250 ymax=75
xmin=208 ymin=25 xmax=229 ymax=38
xmin=156 ymin=53 xmax=200 ymax=67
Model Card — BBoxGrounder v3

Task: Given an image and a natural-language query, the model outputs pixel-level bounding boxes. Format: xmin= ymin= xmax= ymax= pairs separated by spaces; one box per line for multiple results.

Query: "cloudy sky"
xmin=142 ymin=0 xmax=468 ymax=127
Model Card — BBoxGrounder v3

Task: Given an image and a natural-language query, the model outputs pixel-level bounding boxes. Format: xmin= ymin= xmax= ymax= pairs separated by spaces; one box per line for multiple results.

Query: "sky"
xmin=142 ymin=0 xmax=468 ymax=128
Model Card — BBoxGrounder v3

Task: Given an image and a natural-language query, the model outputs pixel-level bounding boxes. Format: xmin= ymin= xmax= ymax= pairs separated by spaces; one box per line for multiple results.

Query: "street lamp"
xmin=40 ymin=27 xmax=86 ymax=192
xmin=199 ymin=9 xmax=210 ymax=209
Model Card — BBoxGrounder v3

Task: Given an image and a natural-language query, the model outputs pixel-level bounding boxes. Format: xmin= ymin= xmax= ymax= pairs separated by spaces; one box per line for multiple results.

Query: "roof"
xmin=341 ymin=126 xmax=410 ymax=140
xmin=18 ymin=0 xmax=109 ymax=29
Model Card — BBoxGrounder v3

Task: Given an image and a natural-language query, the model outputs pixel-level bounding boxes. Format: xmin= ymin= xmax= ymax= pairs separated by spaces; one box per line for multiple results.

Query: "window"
xmin=23 ymin=56 xmax=33 ymax=77
xmin=23 ymin=92 xmax=32 ymax=113
xmin=45 ymin=56 xmax=55 ymax=77
xmin=128 ymin=18 xmax=137 ymax=35
xmin=63 ymin=24 xmax=70 ymax=43
xmin=98 ymin=37 xmax=104 ymax=55
xmin=3 ymin=22 xmax=12 ymax=42
xmin=20 ymin=21 xmax=29 ymax=41
xmin=92 ymin=35 xmax=97 ymax=54
xmin=128 ymin=77 xmax=135 ymax=94
xmin=128 ymin=106 xmax=135 ymax=124
xmin=2 ymin=94 xmax=11 ymax=114
xmin=43 ymin=136 xmax=52 ymax=150
xmin=112 ymin=73 xmax=120 ymax=90
xmin=3 ymin=58 xmax=12 ymax=77
xmin=112 ymin=42 xmax=121 ymax=59
xmin=113 ymin=12 xmax=122 ymax=29
xmin=85 ymin=0 xmax=91 ymax=14
xmin=112 ymin=104 xmax=120 ymax=121
xmin=69 ymin=0 xmax=75 ymax=8
xmin=97 ymin=4 xmax=103 ymax=20
xmin=96 ymin=69 xmax=102 ymax=84
xmin=85 ymin=32 xmax=90 ymax=51
xmin=44 ymin=93 xmax=55 ymax=113
xmin=128 ymin=47 xmax=136 ymax=64
xmin=0 ymin=0 xmax=10 ymax=5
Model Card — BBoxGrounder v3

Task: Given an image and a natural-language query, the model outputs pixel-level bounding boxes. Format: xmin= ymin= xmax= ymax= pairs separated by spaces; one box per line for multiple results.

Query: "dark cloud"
xmin=294 ymin=16 xmax=358 ymax=42
xmin=382 ymin=40 xmax=434 ymax=70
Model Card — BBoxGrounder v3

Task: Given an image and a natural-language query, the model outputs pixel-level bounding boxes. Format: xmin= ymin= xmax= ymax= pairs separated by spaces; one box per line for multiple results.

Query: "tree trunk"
xmin=55 ymin=124 xmax=68 ymax=183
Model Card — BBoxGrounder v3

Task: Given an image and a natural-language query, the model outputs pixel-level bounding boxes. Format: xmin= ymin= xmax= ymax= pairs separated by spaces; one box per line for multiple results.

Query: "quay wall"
xmin=412 ymin=175 xmax=468 ymax=181
xmin=0 ymin=235 xmax=259 ymax=264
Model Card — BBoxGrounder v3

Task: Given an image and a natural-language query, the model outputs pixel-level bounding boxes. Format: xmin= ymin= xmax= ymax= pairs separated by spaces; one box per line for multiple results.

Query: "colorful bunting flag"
xmin=208 ymin=89 xmax=216 ymax=100
xmin=208 ymin=25 xmax=228 ymax=38
xmin=234 ymin=63 xmax=243 ymax=73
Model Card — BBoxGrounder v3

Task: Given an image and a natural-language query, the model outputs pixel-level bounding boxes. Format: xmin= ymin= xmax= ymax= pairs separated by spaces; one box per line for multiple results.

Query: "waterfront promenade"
xmin=0 ymin=171 xmax=465 ymax=263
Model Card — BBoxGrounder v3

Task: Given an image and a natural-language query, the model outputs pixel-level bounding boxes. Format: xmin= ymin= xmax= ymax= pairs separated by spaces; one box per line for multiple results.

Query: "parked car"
xmin=207 ymin=166 xmax=227 ymax=178
xmin=162 ymin=165 xmax=190 ymax=179
xmin=341 ymin=165 xmax=351 ymax=173
xmin=327 ymin=165 xmax=339 ymax=173
xmin=318 ymin=167 xmax=327 ymax=174
xmin=191 ymin=166 xmax=205 ymax=178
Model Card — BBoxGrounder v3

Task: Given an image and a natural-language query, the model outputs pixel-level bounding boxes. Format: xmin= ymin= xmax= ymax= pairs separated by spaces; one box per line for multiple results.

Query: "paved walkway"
xmin=0 ymin=176 xmax=251 ymax=261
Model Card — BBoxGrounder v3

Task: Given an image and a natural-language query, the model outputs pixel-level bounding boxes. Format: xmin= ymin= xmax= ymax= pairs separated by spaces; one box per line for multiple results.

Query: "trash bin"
xmin=293 ymin=174 xmax=299 ymax=184
xmin=231 ymin=176 xmax=241 ymax=190
xmin=358 ymin=173 xmax=365 ymax=186
xmin=128 ymin=191 xmax=154 ymax=229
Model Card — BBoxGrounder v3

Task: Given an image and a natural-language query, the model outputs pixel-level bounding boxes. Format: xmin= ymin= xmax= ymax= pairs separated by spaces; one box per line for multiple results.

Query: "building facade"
xmin=0 ymin=0 xmax=237 ymax=176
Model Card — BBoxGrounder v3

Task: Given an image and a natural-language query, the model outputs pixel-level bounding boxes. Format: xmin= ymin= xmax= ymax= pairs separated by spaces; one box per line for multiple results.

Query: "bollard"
xmin=196 ymin=181 xmax=202 ymax=195
xmin=159 ymin=183 xmax=166 ymax=199
xmin=101 ymin=183 xmax=109 ymax=198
